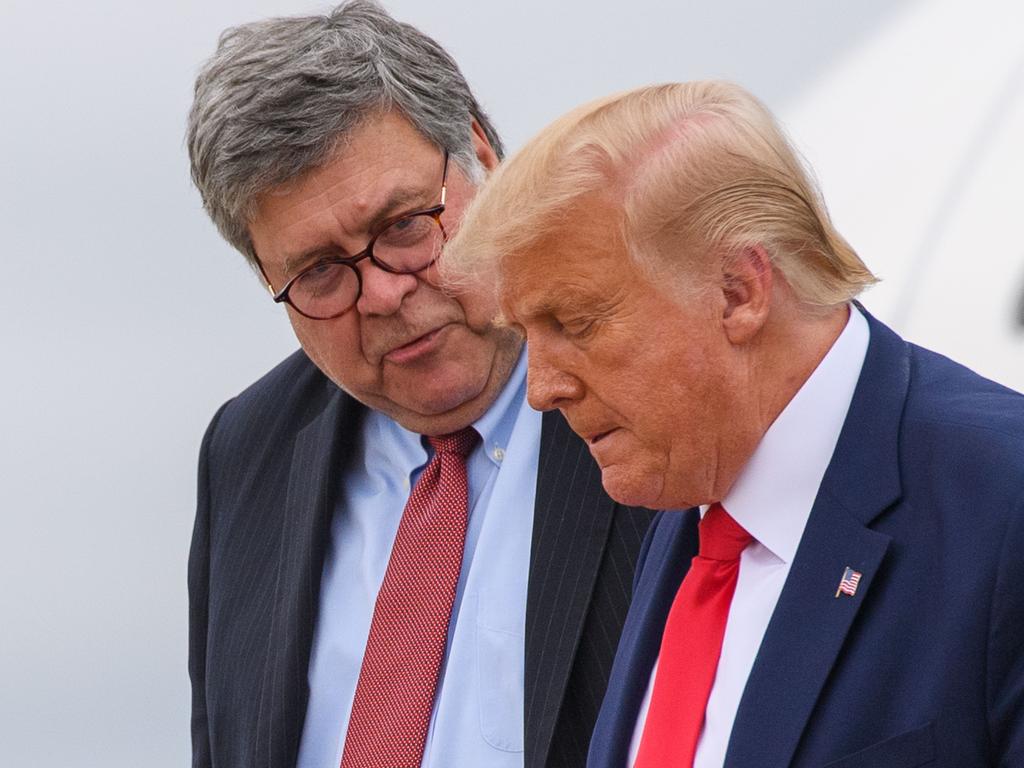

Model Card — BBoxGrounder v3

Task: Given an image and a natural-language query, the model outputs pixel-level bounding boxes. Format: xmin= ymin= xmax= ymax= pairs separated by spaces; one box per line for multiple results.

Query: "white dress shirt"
xmin=629 ymin=305 xmax=869 ymax=768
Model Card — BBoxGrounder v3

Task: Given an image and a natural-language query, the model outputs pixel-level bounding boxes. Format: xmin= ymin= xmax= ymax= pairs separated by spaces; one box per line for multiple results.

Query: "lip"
xmin=582 ymin=426 xmax=619 ymax=445
xmin=577 ymin=425 xmax=624 ymax=464
xmin=589 ymin=429 xmax=616 ymax=444
xmin=383 ymin=324 xmax=452 ymax=364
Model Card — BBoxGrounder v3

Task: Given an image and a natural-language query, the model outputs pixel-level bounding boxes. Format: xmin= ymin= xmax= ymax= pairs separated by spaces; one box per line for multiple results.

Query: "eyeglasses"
xmin=258 ymin=151 xmax=450 ymax=320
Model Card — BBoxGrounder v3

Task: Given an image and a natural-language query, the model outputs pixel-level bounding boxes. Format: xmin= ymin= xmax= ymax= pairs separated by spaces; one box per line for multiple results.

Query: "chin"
xmin=599 ymin=467 xmax=665 ymax=510
xmin=413 ymin=377 xmax=489 ymax=416
xmin=376 ymin=383 xmax=491 ymax=436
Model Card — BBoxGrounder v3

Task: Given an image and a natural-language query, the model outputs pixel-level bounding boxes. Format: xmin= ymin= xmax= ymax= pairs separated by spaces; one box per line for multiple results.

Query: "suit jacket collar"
xmin=816 ymin=308 xmax=908 ymax=526
xmin=723 ymin=309 xmax=907 ymax=767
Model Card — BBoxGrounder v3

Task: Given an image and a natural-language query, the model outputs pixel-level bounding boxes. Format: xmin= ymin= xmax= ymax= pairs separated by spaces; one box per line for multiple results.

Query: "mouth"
xmin=586 ymin=427 xmax=618 ymax=445
xmin=382 ymin=324 xmax=452 ymax=364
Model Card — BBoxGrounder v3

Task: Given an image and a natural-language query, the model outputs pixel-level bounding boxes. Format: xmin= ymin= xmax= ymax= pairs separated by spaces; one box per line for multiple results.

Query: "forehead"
xmin=500 ymin=198 xmax=635 ymax=318
xmin=249 ymin=111 xmax=440 ymax=268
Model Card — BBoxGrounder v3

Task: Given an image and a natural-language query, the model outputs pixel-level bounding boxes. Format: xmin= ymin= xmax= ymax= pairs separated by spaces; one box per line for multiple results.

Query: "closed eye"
xmin=562 ymin=317 xmax=598 ymax=339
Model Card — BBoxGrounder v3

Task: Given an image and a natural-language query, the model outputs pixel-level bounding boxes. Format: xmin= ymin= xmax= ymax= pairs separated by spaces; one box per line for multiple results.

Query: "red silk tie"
xmin=634 ymin=503 xmax=753 ymax=768
xmin=340 ymin=428 xmax=479 ymax=768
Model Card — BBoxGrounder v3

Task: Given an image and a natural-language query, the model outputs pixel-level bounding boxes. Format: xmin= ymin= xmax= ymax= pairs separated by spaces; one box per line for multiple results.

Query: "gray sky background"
xmin=2 ymin=0 xmax=1021 ymax=765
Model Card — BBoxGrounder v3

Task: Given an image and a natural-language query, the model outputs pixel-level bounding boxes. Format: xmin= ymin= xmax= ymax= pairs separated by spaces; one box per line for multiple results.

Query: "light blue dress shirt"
xmin=297 ymin=352 xmax=540 ymax=768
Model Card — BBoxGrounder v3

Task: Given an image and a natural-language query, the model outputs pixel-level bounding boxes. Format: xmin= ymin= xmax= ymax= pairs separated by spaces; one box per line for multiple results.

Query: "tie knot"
xmin=426 ymin=427 xmax=479 ymax=458
xmin=698 ymin=503 xmax=752 ymax=561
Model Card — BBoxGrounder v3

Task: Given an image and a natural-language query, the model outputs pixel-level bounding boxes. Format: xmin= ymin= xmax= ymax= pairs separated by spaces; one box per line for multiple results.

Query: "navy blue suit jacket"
xmin=589 ymin=312 xmax=1024 ymax=768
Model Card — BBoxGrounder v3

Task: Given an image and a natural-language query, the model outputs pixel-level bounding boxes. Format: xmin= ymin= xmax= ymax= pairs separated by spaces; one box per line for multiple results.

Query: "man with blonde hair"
xmin=443 ymin=81 xmax=1024 ymax=767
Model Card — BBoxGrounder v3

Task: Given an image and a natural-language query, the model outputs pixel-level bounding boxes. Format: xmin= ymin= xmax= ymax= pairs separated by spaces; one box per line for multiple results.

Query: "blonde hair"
xmin=442 ymin=81 xmax=876 ymax=309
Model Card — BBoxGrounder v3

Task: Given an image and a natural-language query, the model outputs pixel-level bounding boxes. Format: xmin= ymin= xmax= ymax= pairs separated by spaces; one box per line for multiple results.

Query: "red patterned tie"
xmin=340 ymin=427 xmax=479 ymax=768
xmin=634 ymin=503 xmax=753 ymax=768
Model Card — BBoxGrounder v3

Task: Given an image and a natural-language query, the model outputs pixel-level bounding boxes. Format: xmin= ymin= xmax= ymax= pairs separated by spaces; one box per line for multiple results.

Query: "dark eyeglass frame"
xmin=255 ymin=150 xmax=450 ymax=320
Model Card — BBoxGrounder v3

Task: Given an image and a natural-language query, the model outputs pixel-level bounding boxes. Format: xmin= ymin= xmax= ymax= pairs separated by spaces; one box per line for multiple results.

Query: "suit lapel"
xmin=588 ymin=509 xmax=700 ymax=768
xmin=723 ymin=497 xmax=890 ymax=767
xmin=724 ymin=312 xmax=910 ymax=768
xmin=256 ymin=388 xmax=362 ymax=768
xmin=524 ymin=410 xmax=620 ymax=768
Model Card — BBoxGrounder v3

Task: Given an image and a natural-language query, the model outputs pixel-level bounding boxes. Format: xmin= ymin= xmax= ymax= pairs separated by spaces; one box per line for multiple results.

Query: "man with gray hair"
xmin=444 ymin=81 xmax=1024 ymax=767
xmin=186 ymin=3 xmax=651 ymax=767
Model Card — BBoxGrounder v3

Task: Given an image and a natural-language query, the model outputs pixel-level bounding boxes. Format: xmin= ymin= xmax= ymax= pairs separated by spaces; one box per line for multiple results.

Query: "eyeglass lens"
xmin=289 ymin=212 xmax=444 ymax=319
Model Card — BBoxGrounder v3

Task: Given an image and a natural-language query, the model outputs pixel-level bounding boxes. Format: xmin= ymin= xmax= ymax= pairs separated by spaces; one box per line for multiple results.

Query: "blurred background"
xmin=1 ymin=0 xmax=1021 ymax=764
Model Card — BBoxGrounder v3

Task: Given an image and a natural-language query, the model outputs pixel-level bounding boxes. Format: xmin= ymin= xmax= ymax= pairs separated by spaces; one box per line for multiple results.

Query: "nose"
xmin=354 ymin=261 xmax=420 ymax=316
xmin=526 ymin=344 xmax=584 ymax=412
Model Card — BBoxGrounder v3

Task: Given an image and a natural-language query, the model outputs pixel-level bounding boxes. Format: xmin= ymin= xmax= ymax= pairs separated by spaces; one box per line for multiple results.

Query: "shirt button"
xmin=493 ymin=446 xmax=505 ymax=462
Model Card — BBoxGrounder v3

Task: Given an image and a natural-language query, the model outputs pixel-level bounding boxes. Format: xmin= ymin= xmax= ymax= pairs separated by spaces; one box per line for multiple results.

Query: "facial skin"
xmin=499 ymin=196 xmax=846 ymax=509
xmin=249 ymin=111 xmax=521 ymax=435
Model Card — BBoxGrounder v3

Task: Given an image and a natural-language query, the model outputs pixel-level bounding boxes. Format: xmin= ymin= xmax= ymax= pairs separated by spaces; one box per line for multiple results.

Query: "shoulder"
xmin=203 ymin=349 xmax=355 ymax=462
xmin=901 ymin=343 xmax=1024 ymax=485
xmin=885 ymin=343 xmax=1024 ymax=561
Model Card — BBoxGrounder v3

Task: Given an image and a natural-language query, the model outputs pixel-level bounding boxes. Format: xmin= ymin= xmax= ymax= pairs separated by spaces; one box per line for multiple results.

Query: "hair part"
xmin=187 ymin=0 xmax=503 ymax=268
xmin=442 ymin=81 xmax=876 ymax=312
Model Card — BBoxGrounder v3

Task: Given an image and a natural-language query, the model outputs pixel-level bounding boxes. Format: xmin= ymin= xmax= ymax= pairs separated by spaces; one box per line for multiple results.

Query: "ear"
xmin=720 ymin=245 xmax=773 ymax=345
xmin=470 ymin=118 xmax=500 ymax=173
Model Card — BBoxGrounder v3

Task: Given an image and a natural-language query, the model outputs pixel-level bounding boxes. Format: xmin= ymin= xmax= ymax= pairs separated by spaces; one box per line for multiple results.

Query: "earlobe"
xmin=470 ymin=119 xmax=500 ymax=172
xmin=721 ymin=245 xmax=772 ymax=344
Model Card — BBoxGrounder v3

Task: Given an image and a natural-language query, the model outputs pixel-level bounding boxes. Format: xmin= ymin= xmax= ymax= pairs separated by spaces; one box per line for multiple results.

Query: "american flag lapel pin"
xmin=835 ymin=566 xmax=862 ymax=599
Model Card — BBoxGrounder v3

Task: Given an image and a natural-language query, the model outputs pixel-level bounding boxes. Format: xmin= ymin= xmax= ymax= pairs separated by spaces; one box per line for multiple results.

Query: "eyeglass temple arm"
xmin=439 ymin=148 xmax=450 ymax=207
xmin=254 ymin=258 xmax=277 ymax=296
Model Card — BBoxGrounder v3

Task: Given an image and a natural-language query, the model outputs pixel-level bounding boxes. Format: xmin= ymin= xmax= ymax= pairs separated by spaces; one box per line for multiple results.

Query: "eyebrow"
xmin=512 ymin=275 xmax=631 ymax=329
xmin=512 ymin=291 xmax=593 ymax=324
xmin=281 ymin=184 xmax=431 ymax=277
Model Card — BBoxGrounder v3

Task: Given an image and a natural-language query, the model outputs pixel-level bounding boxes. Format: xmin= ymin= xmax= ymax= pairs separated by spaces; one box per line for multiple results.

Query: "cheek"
xmin=621 ymin=374 xmax=712 ymax=470
xmin=449 ymin=288 xmax=498 ymax=333
xmin=289 ymin=314 xmax=371 ymax=385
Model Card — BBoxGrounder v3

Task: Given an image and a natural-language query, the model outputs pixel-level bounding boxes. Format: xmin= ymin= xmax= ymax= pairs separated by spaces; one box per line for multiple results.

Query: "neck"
xmin=711 ymin=302 xmax=850 ymax=502
xmin=765 ymin=303 xmax=849 ymax=420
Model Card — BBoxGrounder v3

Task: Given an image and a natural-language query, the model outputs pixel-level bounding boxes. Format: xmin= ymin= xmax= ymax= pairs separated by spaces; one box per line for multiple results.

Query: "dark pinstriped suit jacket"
xmin=189 ymin=349 xmax=654 ymax=768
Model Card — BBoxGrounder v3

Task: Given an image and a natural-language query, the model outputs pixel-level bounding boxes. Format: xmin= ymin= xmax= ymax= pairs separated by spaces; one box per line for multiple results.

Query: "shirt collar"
xmin=366 ymin=348 xmax=527 ymax=474
xmin=721 ymin=304 xmax=870 ymax=564
xmin=471 ymin=349 xmax=528 ymax=468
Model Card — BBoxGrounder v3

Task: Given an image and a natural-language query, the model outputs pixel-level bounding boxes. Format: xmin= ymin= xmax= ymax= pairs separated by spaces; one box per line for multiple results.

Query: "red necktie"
xmin=340 ymin=428 xmax=479 ymax=768
xmin=634 ymin=503 xmax=753 ymax=768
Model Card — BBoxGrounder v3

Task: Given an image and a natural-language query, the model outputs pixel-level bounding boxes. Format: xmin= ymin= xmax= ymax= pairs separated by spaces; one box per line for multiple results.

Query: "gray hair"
xmin=187 ymin=0 xmax=504 ymax=266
